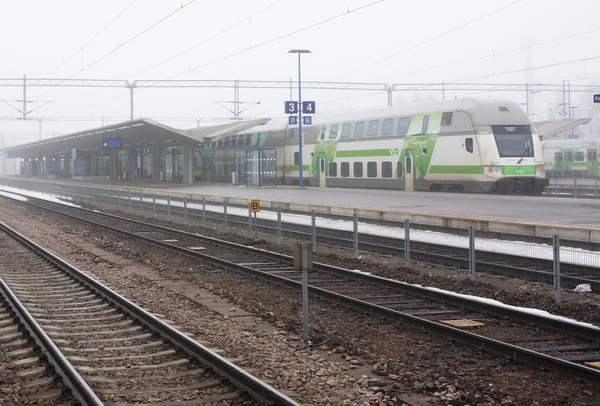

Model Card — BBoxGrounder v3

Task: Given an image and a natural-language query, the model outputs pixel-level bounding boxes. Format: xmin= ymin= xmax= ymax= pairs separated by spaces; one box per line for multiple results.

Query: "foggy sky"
xmin=1 ymin=0 xmax=600 ymax=143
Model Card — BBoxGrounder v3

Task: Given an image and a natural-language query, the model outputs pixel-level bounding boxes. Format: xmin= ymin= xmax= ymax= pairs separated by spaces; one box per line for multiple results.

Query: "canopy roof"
xmin=0 ymin=118 xmax=270 ymax=157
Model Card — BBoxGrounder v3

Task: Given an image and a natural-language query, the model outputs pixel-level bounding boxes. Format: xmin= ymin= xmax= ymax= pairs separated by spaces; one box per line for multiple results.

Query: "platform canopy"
xmin=533 ymin=118 xmax=592 ymax=140
xmin=0 ymin=118 xmax=270 ymax=158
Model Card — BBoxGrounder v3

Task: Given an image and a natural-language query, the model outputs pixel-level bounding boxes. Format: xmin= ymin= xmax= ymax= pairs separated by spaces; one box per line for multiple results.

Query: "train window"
xmin=565 ymin=151 xmax=574 ymax=162
xmin=329 ymin=162 xmax=337 ymax=177
xmin=422 ymin=115 xmax=430 ymax=133
xmin=382 ymin=119 xmax=394 ymax=136
xmin=210 ymin=141 xmax=216 ymax=149
xmin=246 ymin=134 xmax=252 ymax=146
xmin=217 ymin=164 xmax=223 ymax=175
xmin=210 ymin=164 xmax=216 ymax=174
xmin=320 ymin=126 xmax=326 ymax=140
xmin=231 ymin=135 xmax=237 ymax=147
xmin=354 ymin=122 xmax=365 ymax=137
xmin=341 ymin=123 xmax=351 ymax=139
xmin=465 ymin=138 xmax=473 ymax=153
xmin=294 ymin=152 xmax=299 ymax=165
xmin=224 ymin=164 xmax=230 ymax=176
xmin=320 ymin=159 xmax=325 ymax=172
xmin=367 ymin=162 xmax=377 ymax=178
xmin=406 ymin=157 xmax=412 ymax=174
xmin=329 ymin=124 xmax=339 ymax=139
xmin=397 ymin=117 xmax=410 ymax=135
xmin=217 ymin=139 xmax=223 ymax=148
xmin=382 ymin=162 xmax=392 ymax=178
xmin=341 ymin=162 xmax=350 ymax=177
xmin=223 ymin=137 xmax=230 ymax=147
xmin=554 ymin=152 xmax=563 ymax=162
xmin=575 ymin=152 xmax=585 ymax=161
xmin=441 ymin=112 xmax=453 ymax=126
xmin=354 ymin=162 xmax=363 ymax=177
xmin=367 ymin=120 xmax=379 ymax=136
xmin=397 ymin=161 xmax=403 ymax=178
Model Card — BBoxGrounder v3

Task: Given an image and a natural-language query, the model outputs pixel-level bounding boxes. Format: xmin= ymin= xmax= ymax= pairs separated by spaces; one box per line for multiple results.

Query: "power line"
xmin=130 ymin=0 xmax=286 ymax=79
xmin=451 ymin=54 xmax=600 ymax=83
xmin=45 ymin=0 xmax=139 ymax=78
xmin=389 ymin=27 xmax=600 ymax=82
xmin=34 ymin=0 xmax=198 ymax=101
xmin=340 ymin=0 xmax=522 ymax=78
xmin=169 ymin=0 xmax=386 ymax=79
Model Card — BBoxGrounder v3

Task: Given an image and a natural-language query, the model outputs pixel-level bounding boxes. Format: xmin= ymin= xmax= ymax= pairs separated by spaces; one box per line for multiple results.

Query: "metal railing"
xmin=1 ymin=178 xmax=598 ymax=301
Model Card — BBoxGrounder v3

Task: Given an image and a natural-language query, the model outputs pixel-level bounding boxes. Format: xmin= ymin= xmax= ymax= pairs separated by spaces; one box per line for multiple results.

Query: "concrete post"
xmin=183 ymin=145 xmax=194 ymax=184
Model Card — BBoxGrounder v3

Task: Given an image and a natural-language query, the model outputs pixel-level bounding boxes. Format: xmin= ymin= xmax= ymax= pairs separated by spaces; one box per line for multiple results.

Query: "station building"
xmin=0 ymin=118 xmax=269 ymax=184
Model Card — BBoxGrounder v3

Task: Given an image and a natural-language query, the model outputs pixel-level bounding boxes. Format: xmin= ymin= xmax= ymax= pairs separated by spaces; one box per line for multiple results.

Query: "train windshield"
xmin=491 ymin=125 xmax=534 ymax=158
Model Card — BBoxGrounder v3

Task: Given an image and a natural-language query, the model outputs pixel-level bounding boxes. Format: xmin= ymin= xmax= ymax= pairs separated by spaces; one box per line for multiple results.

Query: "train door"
xmin=404 ymin=154 xmax=414 ymax=192
xmin=587 ymin=149 xmax=599 ymax=177
xmin=315 ymin=151 xmax=327 ymax=188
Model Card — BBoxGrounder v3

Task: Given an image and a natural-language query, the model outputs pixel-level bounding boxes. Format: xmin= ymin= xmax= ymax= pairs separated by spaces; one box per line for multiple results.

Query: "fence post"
xmin=353 ymin=210 xmax=359 ymax=257
xmin=574 ymin=177 xmax=578 ymax=199
xmin=311 ymin=209 xmax=317 ymax=253
xmin=553 ymin=235 xmax=561 ymax=303
xmin=301 ymin=244 xmax=309 ymax=342
xmin=202 ymin=196 xmax=206 ymax=223
xmin=277 ymin=207 xmax=282 ymax=245
xmin=184 ymin=197 xmax=188 ymax=222
xmin=167 ymin=196 xmax=171 ymax=222
xmin=248 ymin=203 xmax=252 ymax=239
xmin=153 ymin=194 xmax=156 ymax=217
xmin=404 ymin=219 xmax=410 ymax=265
xmin=469 ymin=226 xmax=476 ymax=281
xmin=223 ymin=199 xmax=228 ymax=230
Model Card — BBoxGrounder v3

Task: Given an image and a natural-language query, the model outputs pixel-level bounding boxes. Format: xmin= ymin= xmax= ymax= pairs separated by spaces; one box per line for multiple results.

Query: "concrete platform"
xmin=3 ymin=176 xmax=600 ymax=238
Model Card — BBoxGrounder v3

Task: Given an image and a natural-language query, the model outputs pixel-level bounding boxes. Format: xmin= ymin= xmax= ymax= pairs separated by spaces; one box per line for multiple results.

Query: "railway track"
xmin=5 ymin=193 xmax=600 ymax=386
xmin=104 ymin=193 xmax=600 ymax=294
xmin=0 ymin=221 xmax=300 ymax=406
xmin=3 ymin=181 xmax=600 ymax=293
xmin=0 ymin=280 xmax=75 ymax=405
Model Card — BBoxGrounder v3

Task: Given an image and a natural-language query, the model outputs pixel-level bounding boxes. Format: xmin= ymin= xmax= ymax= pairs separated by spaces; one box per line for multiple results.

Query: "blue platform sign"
xmin=102 ymin=139 xmax=121 ymax=148
xmin=284 ymin=101 xmax=298 ymax=114
xmin=288 ymin=116 xmax=298 ymax=125
xmin=594 ymin=94 xmax=600 ymax=103
xmin=302 ymin=101 xmax=316 ymax=114
xmin=303 ymin=116 xmax=312 ymax=125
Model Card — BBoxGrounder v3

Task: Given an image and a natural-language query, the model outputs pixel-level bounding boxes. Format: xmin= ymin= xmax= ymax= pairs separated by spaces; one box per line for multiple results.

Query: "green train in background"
xmin=541 ymin=139 xmax=600 ymax=178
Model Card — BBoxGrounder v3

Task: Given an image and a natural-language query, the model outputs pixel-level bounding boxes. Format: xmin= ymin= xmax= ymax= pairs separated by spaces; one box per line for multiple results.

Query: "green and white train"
xmin=541 ymin=139 xmax=600 ymax=178
xmin=198 ymin=97 xmax=549 ymax=194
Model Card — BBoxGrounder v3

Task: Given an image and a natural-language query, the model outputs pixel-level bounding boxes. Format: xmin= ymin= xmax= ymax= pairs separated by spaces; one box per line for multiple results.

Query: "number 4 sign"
xmin=302 ymin=101 xmax=316 ymax=114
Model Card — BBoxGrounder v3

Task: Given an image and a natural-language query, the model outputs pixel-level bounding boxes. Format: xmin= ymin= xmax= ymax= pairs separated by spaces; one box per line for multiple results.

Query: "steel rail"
xmin=0 ymin=222 xmax=300 ymax=406
xmin=11 ymin=197 xmax=600 ymax=385
xmin=0 ymin=224 xmax=104 ymax=405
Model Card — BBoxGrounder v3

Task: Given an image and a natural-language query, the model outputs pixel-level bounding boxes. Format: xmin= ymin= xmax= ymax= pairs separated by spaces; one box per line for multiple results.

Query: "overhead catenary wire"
xmin=168 ymin=0 xmax=386 ymax=79
xmin=130 ymin=0 xmax=286 ymax=79
xmin=339 ymin=0 xmax=523 ymax=78
xmin=44 ymin=0 xmax=139 ymax=78
xmin=34 ymin=0 xmax=198 ymax=102
xmin=389 ymin=27 xmax=600 ymax=82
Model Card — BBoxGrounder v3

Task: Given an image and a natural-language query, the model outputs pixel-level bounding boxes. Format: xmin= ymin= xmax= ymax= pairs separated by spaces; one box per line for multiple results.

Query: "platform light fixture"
xmin=288 ymin=49 xmax=311 ymax=188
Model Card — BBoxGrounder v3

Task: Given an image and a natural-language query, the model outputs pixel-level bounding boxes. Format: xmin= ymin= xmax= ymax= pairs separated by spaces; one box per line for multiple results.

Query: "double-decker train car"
xmin=541 ymin=139 xmax=600 ymax=178
xmin=198 ymin=97 xmax=548 ymax=194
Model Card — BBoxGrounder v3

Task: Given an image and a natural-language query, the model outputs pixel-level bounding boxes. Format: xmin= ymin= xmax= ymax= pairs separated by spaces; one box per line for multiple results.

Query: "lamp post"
xmin=288 ymin=49 xmax=311 ymax=187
